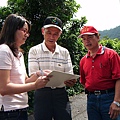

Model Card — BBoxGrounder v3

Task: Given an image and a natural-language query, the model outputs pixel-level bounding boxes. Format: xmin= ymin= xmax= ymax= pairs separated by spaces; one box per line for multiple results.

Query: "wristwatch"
xmin=113 ymin=101 xmax=120 ymax=107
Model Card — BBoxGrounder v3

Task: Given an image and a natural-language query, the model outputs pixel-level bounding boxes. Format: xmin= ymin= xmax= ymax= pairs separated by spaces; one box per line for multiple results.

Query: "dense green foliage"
xmin=0 ymin=0 xmax=87 ymax=71
xmin=99 ymin=38 xmax=120 ymax=55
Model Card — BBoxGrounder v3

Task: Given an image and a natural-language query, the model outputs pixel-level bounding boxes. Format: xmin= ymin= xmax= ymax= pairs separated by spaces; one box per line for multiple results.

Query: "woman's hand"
xmin=35 ymin=76 xmax=50 ymax=89
xmin=36 ymin=69 xmax=52 ymax=77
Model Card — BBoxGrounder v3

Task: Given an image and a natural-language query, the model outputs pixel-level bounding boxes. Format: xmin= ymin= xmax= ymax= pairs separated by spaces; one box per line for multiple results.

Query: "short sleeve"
xmin=0 ymin=45 xmax=13 ymax=69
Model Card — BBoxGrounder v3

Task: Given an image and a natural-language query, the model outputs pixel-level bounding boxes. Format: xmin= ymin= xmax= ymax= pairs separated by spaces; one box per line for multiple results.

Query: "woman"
xmin=0 ymin=14 xmax=50 ymax=120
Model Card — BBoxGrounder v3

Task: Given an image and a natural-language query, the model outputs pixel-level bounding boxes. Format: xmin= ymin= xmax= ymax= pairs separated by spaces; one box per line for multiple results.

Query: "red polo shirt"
xmin=80 ymin=45 xmax=120 ymax=91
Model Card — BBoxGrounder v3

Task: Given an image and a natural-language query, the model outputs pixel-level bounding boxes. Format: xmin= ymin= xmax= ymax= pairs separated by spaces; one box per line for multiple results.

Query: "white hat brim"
xmin=78 ymin=32 xmax=95 ymax=38
xmin=44 ymin=24 xmax=62 ymax=31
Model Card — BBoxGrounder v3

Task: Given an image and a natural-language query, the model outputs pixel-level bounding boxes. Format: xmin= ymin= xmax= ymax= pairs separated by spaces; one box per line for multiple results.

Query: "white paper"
xmin=45 ymin=70 xmax=80 ymax=87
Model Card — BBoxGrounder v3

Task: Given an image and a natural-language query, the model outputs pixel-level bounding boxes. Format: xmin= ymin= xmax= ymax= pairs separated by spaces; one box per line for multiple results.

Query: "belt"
xmin=0 ymin=107 xmax=27 ymax=112
xmin=85 ymin=88 xmax=115 ymax=95
xmin=43 ymin=87 xmax=65 ymax=89
xmin=36 ymin=87 xmax=65 ymax=91
xmin=0 ymin=108 xmax=27 ymax=118
xmin=43 ymin=87 xmax=65 ymax=90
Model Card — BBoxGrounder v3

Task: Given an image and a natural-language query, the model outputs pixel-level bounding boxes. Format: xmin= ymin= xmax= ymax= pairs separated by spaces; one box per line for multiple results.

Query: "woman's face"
xmin=15 ymin=22 xmax=30 ymax=47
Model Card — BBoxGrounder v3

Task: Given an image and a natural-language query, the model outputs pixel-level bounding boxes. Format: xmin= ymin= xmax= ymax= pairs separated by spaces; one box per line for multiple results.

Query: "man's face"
xmin=42 ymin=27 xmax=61 ymax=46
xmin=81 ymin=34 xmax=99 ymax=50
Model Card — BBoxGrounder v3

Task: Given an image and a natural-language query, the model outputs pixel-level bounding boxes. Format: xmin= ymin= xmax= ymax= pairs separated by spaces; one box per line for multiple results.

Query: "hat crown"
xmin=80 ymin=26 xmax=98 ymax=35
xmin=43 ymin=16 xmax=62 ymax=29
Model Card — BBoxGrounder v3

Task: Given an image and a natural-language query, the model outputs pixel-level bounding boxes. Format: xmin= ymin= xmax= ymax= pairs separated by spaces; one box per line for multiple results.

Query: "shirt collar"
xmin=41 ymin=40 xmax=59 ymax=53
xmin=86 ymin=45 xmax=105 ymax=58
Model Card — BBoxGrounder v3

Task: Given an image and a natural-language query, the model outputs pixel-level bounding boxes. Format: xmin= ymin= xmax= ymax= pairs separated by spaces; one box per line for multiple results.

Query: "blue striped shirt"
xmin=28 ymin=41 xmax=73 ymax=87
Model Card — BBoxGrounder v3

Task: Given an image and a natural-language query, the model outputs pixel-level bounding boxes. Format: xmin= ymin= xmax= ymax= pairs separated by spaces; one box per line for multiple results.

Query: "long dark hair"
xmin=0 ymin=14 xmax=31 ymax=57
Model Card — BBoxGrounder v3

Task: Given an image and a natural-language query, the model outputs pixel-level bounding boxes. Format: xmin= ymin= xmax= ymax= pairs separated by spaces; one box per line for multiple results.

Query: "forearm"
xmin=109 ymin=79 xmax=120 ymax=119
xmin=25 ymin=72 xmax=38 ymax=83
xmin=0 ymin=82 xmax=36 ymax=96
xmin=26 ymin=70 xmax=51 ymax=83
xmin=114 ymin=79 xmax=120 ymax=102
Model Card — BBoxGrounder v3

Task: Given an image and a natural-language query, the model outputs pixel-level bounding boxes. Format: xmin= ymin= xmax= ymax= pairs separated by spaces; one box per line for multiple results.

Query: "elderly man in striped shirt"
xmin=28 ymin=16 xmax=76 ymax=120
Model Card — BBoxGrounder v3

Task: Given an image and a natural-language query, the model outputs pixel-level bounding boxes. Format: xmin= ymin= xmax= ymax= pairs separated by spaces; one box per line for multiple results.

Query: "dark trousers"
xmin=34 ymin=87 xmax=72 ymax=120
xmin=0 ymin=108 xmax=28 ymax=120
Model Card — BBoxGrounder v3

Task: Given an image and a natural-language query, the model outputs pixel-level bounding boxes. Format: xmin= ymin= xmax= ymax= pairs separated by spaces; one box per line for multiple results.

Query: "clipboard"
xmin=45 ymin=70 xmax=80 ymax=87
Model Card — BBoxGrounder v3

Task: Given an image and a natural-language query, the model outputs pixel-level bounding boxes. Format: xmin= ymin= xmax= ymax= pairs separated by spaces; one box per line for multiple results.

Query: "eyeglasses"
xmin=19 ymin=28 xmax=30 ymax=36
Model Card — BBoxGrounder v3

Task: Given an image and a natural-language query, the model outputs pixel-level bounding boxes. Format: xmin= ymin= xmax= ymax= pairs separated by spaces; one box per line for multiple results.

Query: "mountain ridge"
xmin=99 ymin=25 xmax=120 ymax=39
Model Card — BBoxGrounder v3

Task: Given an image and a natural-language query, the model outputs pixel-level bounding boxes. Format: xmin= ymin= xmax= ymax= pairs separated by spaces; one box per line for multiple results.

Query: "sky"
xmin=0 ymin=0 xmax=120 ymax=31
xmin=75 ymin=0 xmax=120 ymax=31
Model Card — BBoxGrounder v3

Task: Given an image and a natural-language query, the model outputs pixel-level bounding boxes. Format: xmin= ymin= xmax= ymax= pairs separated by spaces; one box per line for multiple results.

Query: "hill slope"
xmin=99 ymin=25 xmax=120 ymax=39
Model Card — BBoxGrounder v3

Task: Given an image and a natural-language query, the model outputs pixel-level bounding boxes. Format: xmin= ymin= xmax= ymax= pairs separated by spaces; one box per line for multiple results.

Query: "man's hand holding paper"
xmin=46 ymin=70 xmax=80 ymax=87
xmin=64 ymin=79 xmax=77 ymax=87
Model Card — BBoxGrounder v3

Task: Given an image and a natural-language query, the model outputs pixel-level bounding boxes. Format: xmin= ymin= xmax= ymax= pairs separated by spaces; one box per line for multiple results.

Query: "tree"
xmin=0 ymin=0 xmax=87 ymax=113
xmin=100 ymin=38 xmax=120 ymax=55
xmin=0 ymin=0 xmax=87 ymax=72
xmin=1 ymin=0 xmax=80 ymax=43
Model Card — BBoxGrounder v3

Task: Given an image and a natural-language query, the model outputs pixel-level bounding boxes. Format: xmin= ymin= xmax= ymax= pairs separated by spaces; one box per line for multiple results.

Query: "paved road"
xmin=70 ymin=93 xmax=87 ymax=120
xmin=28 ymin=93 xmax=88 ymax=120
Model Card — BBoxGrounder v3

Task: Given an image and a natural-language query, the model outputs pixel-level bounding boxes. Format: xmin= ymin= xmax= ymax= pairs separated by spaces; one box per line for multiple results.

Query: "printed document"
xmin=46 ymin=70 xmax=80 ymax=87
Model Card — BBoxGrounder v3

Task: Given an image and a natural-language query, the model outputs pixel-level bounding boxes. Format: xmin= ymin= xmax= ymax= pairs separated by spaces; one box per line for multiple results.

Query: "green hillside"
xmin=99 ymin=25 xmax=120 ymax=39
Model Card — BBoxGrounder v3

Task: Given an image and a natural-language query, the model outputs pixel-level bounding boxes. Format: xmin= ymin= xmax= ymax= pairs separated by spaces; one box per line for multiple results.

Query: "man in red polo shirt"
xmin=79 ymin=26 xmax=120 ymax=120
